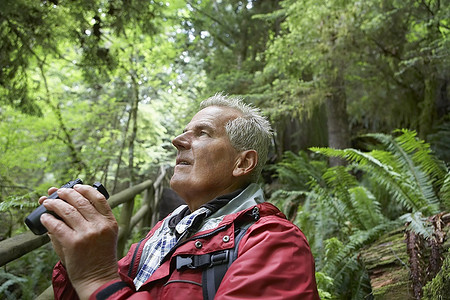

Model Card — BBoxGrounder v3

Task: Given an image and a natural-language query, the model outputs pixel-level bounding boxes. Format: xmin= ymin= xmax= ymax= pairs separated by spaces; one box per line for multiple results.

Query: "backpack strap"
xmin=202 ymin=221 xmax=255 ymax=300
xmin=175 ymin=206 xmax=260 ymax=300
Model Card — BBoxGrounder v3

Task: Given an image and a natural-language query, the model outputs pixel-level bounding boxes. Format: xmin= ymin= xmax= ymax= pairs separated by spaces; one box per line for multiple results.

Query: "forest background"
xmin=1 ymin=0 xmax=449 ymax=299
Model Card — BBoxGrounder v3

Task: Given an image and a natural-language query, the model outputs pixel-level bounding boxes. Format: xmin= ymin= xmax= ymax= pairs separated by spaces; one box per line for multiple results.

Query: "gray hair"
xmin=200 ymin=93 xmax=273 ymax=182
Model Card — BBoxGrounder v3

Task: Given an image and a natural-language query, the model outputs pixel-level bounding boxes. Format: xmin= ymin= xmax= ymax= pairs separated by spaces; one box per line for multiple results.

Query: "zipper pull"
xmin=249 ymin=206 xmax=260 ymax=221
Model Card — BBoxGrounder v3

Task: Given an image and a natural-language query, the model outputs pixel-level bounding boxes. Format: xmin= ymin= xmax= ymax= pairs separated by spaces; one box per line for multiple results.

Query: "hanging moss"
xmin=422 ymin=250 xmax=450 ymax=300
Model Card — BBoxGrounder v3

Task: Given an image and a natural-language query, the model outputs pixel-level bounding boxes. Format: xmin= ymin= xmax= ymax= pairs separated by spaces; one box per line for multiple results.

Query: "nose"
xmin=172 ymin=132 xmax=190 ymax=150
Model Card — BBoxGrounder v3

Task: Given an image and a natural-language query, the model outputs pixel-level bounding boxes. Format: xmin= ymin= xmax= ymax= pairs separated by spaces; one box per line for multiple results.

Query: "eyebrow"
xmin=183 ymin=122 xmax=215 ymax=133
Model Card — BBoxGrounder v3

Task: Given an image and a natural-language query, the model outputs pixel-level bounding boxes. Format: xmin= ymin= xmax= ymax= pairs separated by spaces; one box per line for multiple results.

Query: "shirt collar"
xmin=168 ymin=187 xmax=245 ymax=232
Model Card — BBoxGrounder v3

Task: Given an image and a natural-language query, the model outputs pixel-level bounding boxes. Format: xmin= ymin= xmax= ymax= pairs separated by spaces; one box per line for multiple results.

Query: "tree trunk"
xmin=360 ymin=213 xmax=450 ymax=299
xmin=128 ymin=74 xmax=140 ymax=187
xmin=325 ymin=71 xmax=351 ymax=166
xmin=419 ymin=77 xmax=437 ymax=140
xmin=112 ymin=107 xmax=131 ymax=194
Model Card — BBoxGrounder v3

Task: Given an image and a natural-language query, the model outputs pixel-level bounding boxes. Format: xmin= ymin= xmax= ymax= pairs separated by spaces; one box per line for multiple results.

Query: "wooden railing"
xmin=0 ymin=166 xmax=170 ymax=299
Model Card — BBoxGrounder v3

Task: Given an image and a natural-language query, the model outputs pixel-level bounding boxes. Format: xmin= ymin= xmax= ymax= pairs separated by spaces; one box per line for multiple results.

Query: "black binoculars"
xmin=25 ymin=179 xmax=109 ymax=235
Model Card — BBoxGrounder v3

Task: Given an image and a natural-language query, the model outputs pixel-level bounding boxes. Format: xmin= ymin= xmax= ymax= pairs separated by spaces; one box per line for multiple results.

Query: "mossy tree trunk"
xmin=360 ymin=213 xmax=450 ymax=299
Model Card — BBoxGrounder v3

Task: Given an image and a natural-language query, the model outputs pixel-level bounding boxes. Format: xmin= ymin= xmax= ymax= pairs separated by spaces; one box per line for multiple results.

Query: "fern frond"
xmin=0 ymin=270 xmax=27 ymax=296
xmin=311 ymin=146 xmax=439 ymax=215
xmin=322 ymin=219 xmax=401 ymax=277
xmin=322 ymin=166 xmax=367 ymax=229
xmin=272 ymin=150 xmax=326 ymax=190
xmin=0 ymin=192 xmax=40 ymax=212
xmin=400 ymin=212 xmax=434 ymax=239
xmin=298 ymin=182 xmax=341 ymax=262
xmin=439 ymin=173 xmax=450 ymax=210
xmin=320 ymin=220 xmax=399 ymax=298
xmin=270 ymin=189 xmax=309 ymax=215
xmin=394 ymin=129 xmax=447 ymax=184
xmin=309 ymin=177 xmax=354 ymax=228
xmin=349 ymin=186 xmax=386 ymax=230
xmin=365 ymin=130 xmax=446 ymax=211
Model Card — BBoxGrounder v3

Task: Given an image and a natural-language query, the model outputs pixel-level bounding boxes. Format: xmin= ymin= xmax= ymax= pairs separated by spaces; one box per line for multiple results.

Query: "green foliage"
xmin=422 ymin=250 xmax=450 ymax=300
xmin=257 ymin=0 xmax=450 ymax=149
xmin=399 ymin=212 xmax=434 ymax=240
xmin=440 ymin=173 xmax=450 ymax=209
xmin=315 ymin=271 xmax=334 ymax=300
xmin=270 ymin=129 xmax=449 ymax=299
xmin=0 ymin=244 xmax=59 ymax=299
xmin=271 ymin=151 xmax=327 ymax=191
xmin=0 ymin=2 xmax=205 ymax=296
xmin=311 ymin=130 xmax=447 ymax=215
xmin=0 ymin=270 xmax=27 ymax=299
xmin=1 ymin=0 xmax=448 ymax=298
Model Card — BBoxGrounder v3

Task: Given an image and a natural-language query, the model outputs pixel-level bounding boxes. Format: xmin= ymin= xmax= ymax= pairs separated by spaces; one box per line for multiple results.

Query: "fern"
xmin=0 ymin=270 xmax=27 ymax=299
xmin=269 ymin=133 xmax=449 ymax=299
xmin=349 ymin=186 xmax=385 ymax=230
xmin=393 ymin=129 xmax=447 ymax=184
xmin=310 ymin=146 xmax=440 ymax=215
xmin=0 ymin=192 xmax=40 ymax=212
xmin=400 ymin=212 xmax=434 ymax=239
xmin=364 ymin=130 xmax=446 ymax=209
xmin=270 ymin=189 xmax=309 ymax=217
xmin=438 ymin=173 xmax=450 ymax=210
xmin=321 ymin=166 xmax=375 ymax=230
xmin=321 ymin=220 xmax=401 ymax=296
xmin=271 ymin=150 xmax=327 ymax=190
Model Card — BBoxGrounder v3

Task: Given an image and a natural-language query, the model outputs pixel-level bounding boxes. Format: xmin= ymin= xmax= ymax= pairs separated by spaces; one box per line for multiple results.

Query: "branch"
xmin=0 ymin=185 xmax=34 ymax=191
xmin=186 ymin=0 xmax=236 ymax=50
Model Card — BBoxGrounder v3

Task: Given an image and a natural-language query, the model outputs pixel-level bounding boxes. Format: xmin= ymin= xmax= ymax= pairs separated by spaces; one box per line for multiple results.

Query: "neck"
xmin=185 ymin=182 xmax=249 ymax=212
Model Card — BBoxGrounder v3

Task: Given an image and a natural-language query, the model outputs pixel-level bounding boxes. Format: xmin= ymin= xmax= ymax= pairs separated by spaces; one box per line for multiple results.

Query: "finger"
xmin=42 ymin=197 xmax=89 ymax=230
xmin=55 ymin=187 xmax=101 ymax=220
xmin=38 ymin=196 xmax=47 ymax=205
xmin=40 ymin=211 xmax=74 ymax=236
xmin=38 ymin=187 xmax=59 ymax=205
xmin=48 ymin=187 xmax=58 ymax=195
xmin=73 ymin=184 xmax=113 ymax=216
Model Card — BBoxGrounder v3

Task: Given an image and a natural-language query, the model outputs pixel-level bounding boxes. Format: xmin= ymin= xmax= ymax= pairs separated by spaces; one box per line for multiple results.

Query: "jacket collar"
xmin=167 ymin=187 xmax=245 ymax=232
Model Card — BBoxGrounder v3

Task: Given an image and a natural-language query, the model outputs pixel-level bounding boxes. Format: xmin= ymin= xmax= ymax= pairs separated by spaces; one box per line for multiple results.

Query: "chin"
xmin=170 ymin=176 xmax=186 ymax=194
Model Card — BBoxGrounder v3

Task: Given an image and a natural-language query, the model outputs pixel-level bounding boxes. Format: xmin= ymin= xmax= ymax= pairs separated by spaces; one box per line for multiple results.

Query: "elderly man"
xmin=40 ymin=94 xmax=319 ymax=299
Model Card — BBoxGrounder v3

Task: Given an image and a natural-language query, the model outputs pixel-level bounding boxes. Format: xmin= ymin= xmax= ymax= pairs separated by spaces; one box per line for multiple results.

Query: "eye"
xmin=200 ymin=130 xmax=209 ymax=136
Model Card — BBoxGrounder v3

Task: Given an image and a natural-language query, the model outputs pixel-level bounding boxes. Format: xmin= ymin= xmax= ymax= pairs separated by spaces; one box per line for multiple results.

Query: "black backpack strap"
xmin=174 ymin=206 xmax=260 ymax=300
xmin=202 ymin=220 xmax=256 ymax=300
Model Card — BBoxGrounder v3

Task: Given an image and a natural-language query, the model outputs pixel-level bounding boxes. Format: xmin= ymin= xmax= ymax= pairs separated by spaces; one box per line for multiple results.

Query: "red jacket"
xmin=53 ymin=201 xmax=319 ymax=299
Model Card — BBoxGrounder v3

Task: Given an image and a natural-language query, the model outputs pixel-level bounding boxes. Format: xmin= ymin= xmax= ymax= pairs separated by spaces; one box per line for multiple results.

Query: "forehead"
xmin=187 ymin=106 xmax=242 ymax=130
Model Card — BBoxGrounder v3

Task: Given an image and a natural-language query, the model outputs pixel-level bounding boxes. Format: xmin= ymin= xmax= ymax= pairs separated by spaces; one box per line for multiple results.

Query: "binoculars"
xmin=25 ymin=179 xmax=109 ymax=235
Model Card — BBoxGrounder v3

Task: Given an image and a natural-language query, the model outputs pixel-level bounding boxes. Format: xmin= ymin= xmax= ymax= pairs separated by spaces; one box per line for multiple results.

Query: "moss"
xmin=422 ymin=250 xmax=450 ymax=300
xmin=360 ymin=230 xmax=408 ymax=270
xmin=373 ymin=281 xmax=412 ymax=299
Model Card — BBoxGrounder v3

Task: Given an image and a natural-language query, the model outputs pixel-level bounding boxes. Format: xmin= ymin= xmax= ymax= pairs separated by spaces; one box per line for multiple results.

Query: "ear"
xmin=233 ymin=150 xmax=258 ymax=178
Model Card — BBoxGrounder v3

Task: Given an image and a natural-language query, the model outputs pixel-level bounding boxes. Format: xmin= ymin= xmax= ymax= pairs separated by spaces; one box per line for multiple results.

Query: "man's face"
xmin=170 ymin=106 xmax=242 ymax=210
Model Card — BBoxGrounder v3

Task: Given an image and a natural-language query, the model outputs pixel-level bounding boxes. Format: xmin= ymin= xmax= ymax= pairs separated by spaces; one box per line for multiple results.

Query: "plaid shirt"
xmin=133 ymin=206 xmax=211 ymax=290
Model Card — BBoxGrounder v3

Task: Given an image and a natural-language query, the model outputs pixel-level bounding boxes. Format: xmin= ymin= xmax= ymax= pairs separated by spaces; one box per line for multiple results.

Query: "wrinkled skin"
xmin=170 ymin=105 xmax=257 ymax=211
xmin=39 ymin=185 xmax=120 ymax=299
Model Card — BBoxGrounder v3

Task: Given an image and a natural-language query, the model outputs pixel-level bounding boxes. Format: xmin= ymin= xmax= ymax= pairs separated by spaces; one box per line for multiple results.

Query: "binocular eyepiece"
xmin=25 ymin=179 xmax=109 ymax=235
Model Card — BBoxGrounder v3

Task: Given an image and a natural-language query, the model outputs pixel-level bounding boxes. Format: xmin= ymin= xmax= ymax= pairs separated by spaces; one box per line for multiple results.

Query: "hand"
xmin=40 ymin=184 xmax=120 ymax=299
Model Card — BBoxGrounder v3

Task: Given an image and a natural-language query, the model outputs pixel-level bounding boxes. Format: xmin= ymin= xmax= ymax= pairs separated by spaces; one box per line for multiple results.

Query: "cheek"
xmin=201 ymin=150 xmax=236 ymax=173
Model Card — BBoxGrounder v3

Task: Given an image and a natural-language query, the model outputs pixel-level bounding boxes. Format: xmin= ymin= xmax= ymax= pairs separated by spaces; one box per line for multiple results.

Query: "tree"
xmin=257 ymin=0 xmax=449 ymax=164
xmin=349 ymin=0 xmax=450 ymax=140
xmin=184 ymin=0 xmax=281 ymax=95
xmin=0 ymin=0 xmax=193 ymax=230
